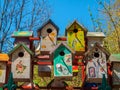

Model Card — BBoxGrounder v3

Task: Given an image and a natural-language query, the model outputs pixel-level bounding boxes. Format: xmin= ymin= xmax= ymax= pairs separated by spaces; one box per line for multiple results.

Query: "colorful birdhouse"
xmin=84 ymin=43 xmax=110 ymax=83
xmin=65 ymin=20 xmax=87 ymax=53
xmin=12 ymin=31 xmax=33 ymax=48
xmin=8 ymin=44 xmax=33 ymax=81
xmin=50 ymin=42 xmax=75 ymax=79
xmin=87 ymin=32 xmax=105 ymax=49
xmin=37 ymin=19 xmax=59 ymax=54
xmin=0 ymin=54 xmax=9 ymax=84
xmin=110 ymin=54 xmax=120 ymax=85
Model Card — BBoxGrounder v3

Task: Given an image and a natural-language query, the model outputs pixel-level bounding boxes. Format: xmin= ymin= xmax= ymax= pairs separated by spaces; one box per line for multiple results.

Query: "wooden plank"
xmin=57 ymin=37 xmax=67 ymax=41
xmin=29 ymin=37 xmax=40 ymax=41
xmin=37 ymin=55 xmax=50 ymax=60
xmin=35 ymin=61 xmax=52 ymax=65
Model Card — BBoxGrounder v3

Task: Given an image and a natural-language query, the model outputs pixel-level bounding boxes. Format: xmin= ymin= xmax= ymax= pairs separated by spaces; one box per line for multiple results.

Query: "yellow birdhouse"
xmin=65 ymin=20 xmax=87 ymax=54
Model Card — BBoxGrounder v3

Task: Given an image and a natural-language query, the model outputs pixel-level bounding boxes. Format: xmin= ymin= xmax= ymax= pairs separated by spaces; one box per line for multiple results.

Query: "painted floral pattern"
xmin=16 ymin=60 xmax=26 ymax=74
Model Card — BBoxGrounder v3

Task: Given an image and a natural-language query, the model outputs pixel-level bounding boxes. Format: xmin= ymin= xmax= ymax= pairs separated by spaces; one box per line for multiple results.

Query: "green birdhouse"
xmin=50 ymin=42 xmax=75 ymax=80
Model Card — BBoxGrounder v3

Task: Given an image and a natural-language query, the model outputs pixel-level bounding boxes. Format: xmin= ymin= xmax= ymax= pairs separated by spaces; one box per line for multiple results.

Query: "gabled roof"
xmin=49 ymin=42 xmax=75 ymax=55
xmin=84 ymin=42 xmax=110 ymax=60
xmin=0 ymin=54 xmax=9 ymax=61
xmin=87 ymin=32 xmax=105 ymax=38
xmin=12 ymin=31 xmax=33 ymax=37
xmin=65 ymin=20 xmax=87 ymax=36
xmin=8 ymin=44 xmax=34 ymax=56
xmin=37 ymin=19 xmax=59 ymax=35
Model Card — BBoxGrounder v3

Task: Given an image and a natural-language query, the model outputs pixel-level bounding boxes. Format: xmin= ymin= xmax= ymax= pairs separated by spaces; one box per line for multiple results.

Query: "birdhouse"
xmin=87 ymin=32 xmax=105 ymax=49
xmin=8 ymin=44 xmax=33 ymax=81
xmin=12 ymin=31 xmax=33 ymax=48
xmin=50 ymin=42 xmax=75 ymax=80
xmin=65 ymin=20 xmax=87 ymax=54
xmin=0 ymin=54 xmax=9 ymax=84
xmin=83 ymin=43 xmax=110 ymax=83
xmin=37 ymin=19 xmax=59 ymax=54
xmin=110 ymin=54 xmax=120 ymax=85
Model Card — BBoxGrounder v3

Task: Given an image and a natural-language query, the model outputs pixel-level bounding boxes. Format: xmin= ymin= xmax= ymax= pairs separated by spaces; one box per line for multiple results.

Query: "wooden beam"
xmin=34 ymin=61 xmax=52 ymax=65
xmin=29 ymin=37 xmax=40 ymax=41
xmin=57 ymin=37 xmax=67 ymax=41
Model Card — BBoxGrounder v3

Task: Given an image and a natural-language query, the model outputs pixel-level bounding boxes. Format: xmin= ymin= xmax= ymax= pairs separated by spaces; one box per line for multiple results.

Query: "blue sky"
xmin=49 ymin=0 xmax=99 ymax=35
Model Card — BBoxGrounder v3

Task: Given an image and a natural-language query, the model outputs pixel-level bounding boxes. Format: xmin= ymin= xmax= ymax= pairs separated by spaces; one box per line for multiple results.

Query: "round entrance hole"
xmin=47 ymin=28 xmax=52 ymax=33
xmin=18 ymin=52 xmax=24 ymax=57
xmin=73 ymin=29 xmax=78 ymax=33
xmin=59 ymin=51 xmax=65 ymax=56
xmin=94 ymin=52 xmax=99 ymax=58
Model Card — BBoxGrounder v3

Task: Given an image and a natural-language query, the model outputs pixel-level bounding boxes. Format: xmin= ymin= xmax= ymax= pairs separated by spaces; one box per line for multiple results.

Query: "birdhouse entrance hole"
xmin=94 ymin=52 xmax=99 ymax=58
xmin=47 ymin=28 xmax=52 ymax=33
xmin=59 ymin=51 xmax=65 ymax=56
xmin=73 ymin=29 xmax=78 ymax=33
xmin=18 ymin=52 xmax=24 ymax=57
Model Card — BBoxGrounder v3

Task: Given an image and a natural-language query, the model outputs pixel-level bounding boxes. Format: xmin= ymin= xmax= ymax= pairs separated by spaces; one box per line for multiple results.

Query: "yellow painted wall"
xmin=67 ymin=22 xmax=85 ymax=51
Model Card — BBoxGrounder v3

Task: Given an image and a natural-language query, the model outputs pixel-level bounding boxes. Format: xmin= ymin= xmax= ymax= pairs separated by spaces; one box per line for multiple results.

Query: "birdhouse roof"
xmin=49 ymin=42 xmax=75 ymax=55
xmin=84 ymin=42 xmax=110 ymax=60
xmin=8 ymin=44 xmax=34 ymax=55
xmin=12 ymin=31 xmax=33 ymax=37
xmin=110 ymin=54 xmax=120 ymax=62
xmin=0 ymin=54 xmax=9 ymax=61
xmin=87 ymin=32 xmax=105 ymax=38
xmin=65 ymin=20 xmax=87 ymax=36
xmin=37 ymin=19 xmax=59 ymax=35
